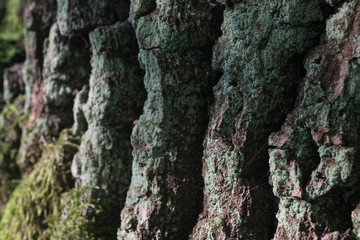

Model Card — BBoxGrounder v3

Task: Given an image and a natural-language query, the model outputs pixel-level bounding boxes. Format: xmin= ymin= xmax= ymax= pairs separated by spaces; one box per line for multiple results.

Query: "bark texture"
xmin=270 ymin=2 xmax=360 ymax=238
xmin=118 ymin=1 xmax=220 ymax=239
xmin=0 ymin=0 xmax=360 ymax=239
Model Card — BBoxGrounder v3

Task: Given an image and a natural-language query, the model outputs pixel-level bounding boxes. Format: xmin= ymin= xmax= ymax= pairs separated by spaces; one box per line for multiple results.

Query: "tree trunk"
xmin=0 ymin=0 xmax=360 ymax=239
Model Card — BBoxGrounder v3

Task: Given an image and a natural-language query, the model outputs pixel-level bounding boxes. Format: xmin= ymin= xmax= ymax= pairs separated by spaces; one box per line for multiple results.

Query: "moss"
xmin=0 ymin=129 xmax=79 ymax=240
xmin=0 ymin=95 xmax=26 ymax=214
xmin=48 ymin=186 xmax=102 ymax=240
xmin=0 ymin=95 xmax=26 ymax=156
xmin=16 ymin=118 xmax=50 ymax=173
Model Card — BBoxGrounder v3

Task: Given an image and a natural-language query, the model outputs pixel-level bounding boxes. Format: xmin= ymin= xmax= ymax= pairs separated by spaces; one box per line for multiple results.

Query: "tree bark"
xmin=0 ymin=0 xmax=360 ymax=239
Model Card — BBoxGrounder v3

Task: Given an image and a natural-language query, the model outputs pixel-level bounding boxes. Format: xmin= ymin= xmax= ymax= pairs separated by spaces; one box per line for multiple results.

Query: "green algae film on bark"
xmin=269 ymin=1 xmax=360 ymax=239
xmin=72 ymin=20 xmax=146 ymax=238
xmin=190 ymin=0 xmax=328 ymax=239
xmin=118 ymin=0 xmax=220 ymax=239
xmin=57 ymin=0 xmax=129 ymax=35
xmin=42 ymin=23 xmax=90 ymax=113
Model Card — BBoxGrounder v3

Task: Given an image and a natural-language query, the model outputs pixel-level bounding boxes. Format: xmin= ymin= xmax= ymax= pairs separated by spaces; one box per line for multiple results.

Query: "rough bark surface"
xmin=72 ymin=20 xmax=146 ymax=238
xmin=270 ymin=1 xmax=360 ymax=238
xmin=1 ymin=0 xmax=360 ymax=239
xmin=16 ymin=0 xmax=57 ymax=173
xmin=118 ymin=1 xmax=221 ymax=239
xmin=191 ymin=1 xmax=327 ymax=239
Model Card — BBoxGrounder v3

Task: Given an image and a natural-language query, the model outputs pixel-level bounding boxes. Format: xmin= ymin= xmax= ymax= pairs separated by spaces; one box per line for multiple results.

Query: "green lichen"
xmin=191 ymin=0 xmax=327 ymax=238
xmin=326 ymin=1 xmax=355 ymax=41
xmin=119 ymin=1 xmax=218 ymax=238
xmin=306 ymin=147 xmax=355 ymax=199
xmin=269 ymin=149 xmax=302 ymax=198
xmin=268 ymin=0 xmax=360 ymax=238
xmin=129 ymin=0 xmax=156 ymax=21
xmin=57 ymin=0 xmax=129 ymax=35
xmin=275 ymin=198 xmax=313 ymax=239
xmin=17 ymin=14 xmax=90 ymax=174
xmin=42 ymin=23 xmax=90 ymax=109
xmin=74 ymin=20 xmax=145 ymax=239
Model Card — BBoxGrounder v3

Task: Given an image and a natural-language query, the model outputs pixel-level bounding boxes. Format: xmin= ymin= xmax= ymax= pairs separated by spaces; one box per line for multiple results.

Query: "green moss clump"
xmin=0 ymin=95 xmax=26 ymax=155
xmin=0 ymin=95 xmax=26 ymax=213
xmin=0 ymin=129 xmax=79 ymax=240
xmin=48 ymin=186 xmax=102 ymax=240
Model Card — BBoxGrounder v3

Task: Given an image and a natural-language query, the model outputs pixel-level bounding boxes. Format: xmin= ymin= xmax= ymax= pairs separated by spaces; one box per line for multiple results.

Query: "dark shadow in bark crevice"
xmin=176 ymin=5 xmax=225 ymax=239
xmin=311 ymin=185 xmax=360 ymax=235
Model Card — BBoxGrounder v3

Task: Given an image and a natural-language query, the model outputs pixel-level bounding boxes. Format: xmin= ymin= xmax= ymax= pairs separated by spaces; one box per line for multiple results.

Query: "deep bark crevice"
xmin=312 ymin=186 xmax=360 ymax=234
xmin=174 ymin=4 xmax=226 ymax=239
xmin=300 ymin=131 xmax=322 ymax=191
